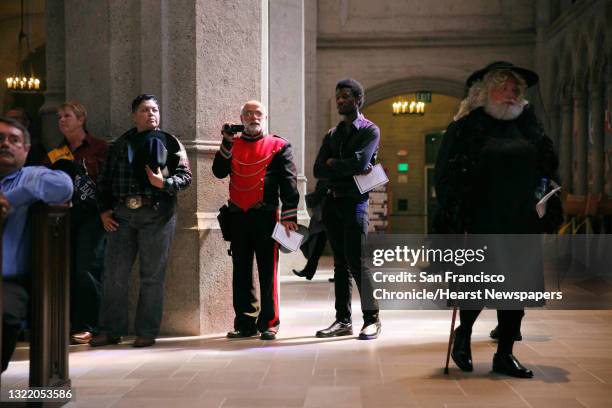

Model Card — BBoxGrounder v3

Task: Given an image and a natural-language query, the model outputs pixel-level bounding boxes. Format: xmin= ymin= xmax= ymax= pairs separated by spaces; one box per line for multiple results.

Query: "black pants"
xmin=322 ymin=197 xmax=379 ymax=324
xmin=459 ymin=309 xmax=524 ymax=354
xmin=2 ymin=281 xmax=29 ymax=372
xmin=70 ymin=205 xmax=106 ymax=333
xmin=229 ymin=209 xmax=280 ymax=332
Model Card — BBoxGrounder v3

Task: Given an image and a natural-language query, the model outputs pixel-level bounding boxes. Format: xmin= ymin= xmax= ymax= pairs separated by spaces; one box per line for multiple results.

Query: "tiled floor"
xmin=2 ymin=258 xmax=612 ymax=407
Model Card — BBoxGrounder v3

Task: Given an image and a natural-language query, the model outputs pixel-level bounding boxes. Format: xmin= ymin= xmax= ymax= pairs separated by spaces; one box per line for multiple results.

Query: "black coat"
xmin=433 ymin=105 xmax=561 ymax=234
xmin=433 ymin=105 xmax=561 ymax=308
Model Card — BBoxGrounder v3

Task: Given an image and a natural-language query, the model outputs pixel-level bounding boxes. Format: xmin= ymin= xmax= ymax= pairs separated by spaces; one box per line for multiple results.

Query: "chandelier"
xmin=5 ymin=0 xmax=42 ymax=92
xmin=392 ymin=100 xmax=425 ymax=116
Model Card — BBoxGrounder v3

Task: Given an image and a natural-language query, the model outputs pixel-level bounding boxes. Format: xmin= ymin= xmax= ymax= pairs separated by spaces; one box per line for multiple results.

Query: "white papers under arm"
xmin=272 ymin=222 xmax=304 ymax=252
xmin=536 ymin=185 xmax=562 ymax=218
xmin=353 ymin=164 xmax=389 ymax=194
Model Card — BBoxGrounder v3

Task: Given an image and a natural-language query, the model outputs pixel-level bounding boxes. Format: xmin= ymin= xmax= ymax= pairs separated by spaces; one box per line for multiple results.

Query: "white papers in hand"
xmin=536 ymin=185 xmax=562 ymax=218
xmin=272 ymin=222 xmax=304 ymax=252
xmin=353 ymin=164 xmax=389 ymax=194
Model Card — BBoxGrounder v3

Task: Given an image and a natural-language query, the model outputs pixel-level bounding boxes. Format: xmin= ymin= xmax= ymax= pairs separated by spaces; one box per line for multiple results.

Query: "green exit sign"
xmin=398 ymin=163 xmax=409 ymax=172
xmin=416 ymin=91 xmax=431 ymax=103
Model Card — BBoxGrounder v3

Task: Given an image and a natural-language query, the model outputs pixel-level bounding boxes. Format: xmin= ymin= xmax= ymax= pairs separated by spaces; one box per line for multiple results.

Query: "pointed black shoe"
xmin=315 ymin=321 xmax=353 ymax=338
xmin=292 ymin=269 xmax=314 ymax=281
xmin=492 ymin=353 xmax=533 ymax=378
xmin=227 ymin=329 xmax=258 ymax=339
xmin=451 ymin=327 xmax=473 ymax=372
xmin=489 ymin=326 xmax=522 ymax=341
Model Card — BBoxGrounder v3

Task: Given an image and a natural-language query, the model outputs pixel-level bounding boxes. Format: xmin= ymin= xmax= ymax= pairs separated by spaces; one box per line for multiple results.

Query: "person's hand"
xmin=100 ymin=210 xmax=119 ymax=232
xmin=0 ymin=193 xmax=10 ymax=221
xmin=145 ymin=165 xmax=164 ymax=189
xmin=221 ymin=122 xmax=237 ymax=143
xmin=281 ymin=221 xmax=298 ymax=236
xmin=360 ymin=163 xmax=373 ymax=175
xmin=325 ymin=158 xmax=335 ymax=167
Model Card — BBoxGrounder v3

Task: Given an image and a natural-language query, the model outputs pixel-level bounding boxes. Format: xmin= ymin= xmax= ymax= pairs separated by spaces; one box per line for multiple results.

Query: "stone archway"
xmin=360 ymin=77 xmax=464 ymax=233
xmin=363 ymin=77 xmax=465 ymax=109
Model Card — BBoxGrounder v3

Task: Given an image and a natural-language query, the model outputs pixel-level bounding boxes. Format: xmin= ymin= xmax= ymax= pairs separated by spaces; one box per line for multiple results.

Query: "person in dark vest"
xmin=313 ymin=78 xmax=381 ymax=340
xmin=434 ymin=62 xmax=561 ymax=378
xmin=213 ymin=100 xmax=299 ymax=341
xmin=91 ymin=94 xmax=192 ymax=348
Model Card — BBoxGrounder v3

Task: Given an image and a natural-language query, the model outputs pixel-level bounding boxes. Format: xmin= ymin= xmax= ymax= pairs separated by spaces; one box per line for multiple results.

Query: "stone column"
xmin=573 ymin=87 xmax=588 ymax=195
xmin=559 ymin=93 xmax=573 ymax=193
xmin=549 ymin=103 xmax=561 ymax=149
xmin=269 ymin=0 xmax=309 ymax=273
xmin=606 ymin=73 xmax=612 ymax=194
xmin=39 ymin=0 xmax=65 ymax=150
xmin=590 ymin=82 xmax=605 ymax=193
xmin=534 ymin=0 xmax=551 ymax=115
xmin=190 ymin=0 xmax=270 ymax=333
xmin=61 ymin=0 xmax=270 ymax=335
xmin=304 ymin=0 xmax=318 ymax=191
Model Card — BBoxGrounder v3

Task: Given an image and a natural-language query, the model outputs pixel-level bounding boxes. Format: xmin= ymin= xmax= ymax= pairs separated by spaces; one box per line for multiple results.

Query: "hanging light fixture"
xmin=5 ymin=0 xmax=41 ymax=92
xmin=392 ymin=99 xmax=425 ymax=116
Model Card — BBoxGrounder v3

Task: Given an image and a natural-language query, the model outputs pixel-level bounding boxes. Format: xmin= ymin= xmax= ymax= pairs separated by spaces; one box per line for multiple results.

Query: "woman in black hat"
xmin=434 ymin=62 xmax=561 ymax=378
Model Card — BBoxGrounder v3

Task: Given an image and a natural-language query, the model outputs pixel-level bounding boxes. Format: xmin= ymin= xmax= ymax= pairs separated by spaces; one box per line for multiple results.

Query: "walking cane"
xmin=444 ymin=306 xmax=458 ymax=375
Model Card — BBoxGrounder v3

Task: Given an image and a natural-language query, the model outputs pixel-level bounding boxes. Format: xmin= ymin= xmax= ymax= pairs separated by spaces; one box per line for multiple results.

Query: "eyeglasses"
xmin=242 ymin=110 xmax=264 ymax=118
xmin=0 ymin=133 xmax=25 ymax=145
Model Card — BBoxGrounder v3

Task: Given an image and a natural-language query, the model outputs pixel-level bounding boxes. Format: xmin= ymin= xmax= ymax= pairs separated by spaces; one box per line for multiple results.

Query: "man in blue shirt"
xmin=1 ymin=116 xmax=73 ymax=372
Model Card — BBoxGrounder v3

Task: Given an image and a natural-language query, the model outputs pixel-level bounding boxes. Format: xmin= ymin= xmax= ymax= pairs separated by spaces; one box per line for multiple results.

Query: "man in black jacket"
xmin=435 ymin=62 xmax=561 ymax=378
xmin=213 ymin=100 xmax=299 ymax=341
xmin=313 ymin=78 xmax=381 ymax=340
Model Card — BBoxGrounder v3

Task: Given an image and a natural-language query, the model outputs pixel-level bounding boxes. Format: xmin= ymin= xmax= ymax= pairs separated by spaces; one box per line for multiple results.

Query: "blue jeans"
xmin=99 ymin=200 xmax=176 ymax=338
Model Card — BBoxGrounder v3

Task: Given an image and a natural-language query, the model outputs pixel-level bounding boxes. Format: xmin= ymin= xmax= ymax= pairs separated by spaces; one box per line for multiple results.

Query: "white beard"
xmin=243 ymin=122 xmax=265 ymax=136
xmin=484 ymin=100 xmax=525 ymax=121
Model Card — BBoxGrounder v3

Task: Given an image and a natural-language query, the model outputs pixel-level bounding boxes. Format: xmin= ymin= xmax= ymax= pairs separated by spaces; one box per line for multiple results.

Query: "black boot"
xmin=490 ymin=325 xmax=522 ymax=341
xmin=451 ymin=326 xmax=473 ymax=372
xmin=292 ymin=269 xmax=314 ymax=280
xmin=492 ymin=353 xmax=533 ymax=378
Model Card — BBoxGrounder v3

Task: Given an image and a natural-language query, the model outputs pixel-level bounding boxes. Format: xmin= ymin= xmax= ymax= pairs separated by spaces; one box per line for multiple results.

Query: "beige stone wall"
xmin=308 ymin=0 xmax=537 ymax=189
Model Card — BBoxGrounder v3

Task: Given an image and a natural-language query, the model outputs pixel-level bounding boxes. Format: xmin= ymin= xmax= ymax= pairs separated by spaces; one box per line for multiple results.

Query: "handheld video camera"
xmin=222 ymin=124 xmax=245 ymax=134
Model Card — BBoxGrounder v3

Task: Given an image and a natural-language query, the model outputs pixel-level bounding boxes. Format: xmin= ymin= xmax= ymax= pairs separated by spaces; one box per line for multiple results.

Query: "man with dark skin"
xmin=313 ymin=78 xmax=381 ymax=340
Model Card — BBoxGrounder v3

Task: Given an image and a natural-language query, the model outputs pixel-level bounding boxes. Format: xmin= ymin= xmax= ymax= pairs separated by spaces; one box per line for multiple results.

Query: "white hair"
xmin=454 ymin=69 xmax=527 ymax=121
xmin=240 ymin=100 xmax=267 ymax=116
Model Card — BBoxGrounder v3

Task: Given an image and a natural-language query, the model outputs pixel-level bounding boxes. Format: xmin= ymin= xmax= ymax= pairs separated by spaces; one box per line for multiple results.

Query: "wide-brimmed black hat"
xmin=466 ymin=61 xmax=539 ymax=88
xmin=129 ymin=130 xmax=169 ymax=186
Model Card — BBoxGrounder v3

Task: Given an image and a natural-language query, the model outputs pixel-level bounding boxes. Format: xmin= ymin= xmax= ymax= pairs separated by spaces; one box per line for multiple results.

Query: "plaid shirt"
xmin=97 ymin=128 xmax=192 ymax=212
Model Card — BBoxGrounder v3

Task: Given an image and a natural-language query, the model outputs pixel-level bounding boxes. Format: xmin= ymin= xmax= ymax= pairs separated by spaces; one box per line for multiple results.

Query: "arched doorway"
xmin=362 ymin=81 xmax=462 ymax=233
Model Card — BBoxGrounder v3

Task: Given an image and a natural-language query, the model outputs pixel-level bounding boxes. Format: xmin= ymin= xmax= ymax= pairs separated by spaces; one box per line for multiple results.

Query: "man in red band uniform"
xmin=213 ymin=100 xmax=299 ymax=341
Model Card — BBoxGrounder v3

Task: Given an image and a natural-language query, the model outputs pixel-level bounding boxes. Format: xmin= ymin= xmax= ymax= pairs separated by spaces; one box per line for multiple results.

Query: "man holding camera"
xmin=213 ymin=100 xmax=299 ymax=341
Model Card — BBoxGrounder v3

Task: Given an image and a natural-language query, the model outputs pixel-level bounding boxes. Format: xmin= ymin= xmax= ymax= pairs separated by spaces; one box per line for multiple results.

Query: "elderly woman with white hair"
xmin=434 ymin=62 xmax=561 ymax=378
